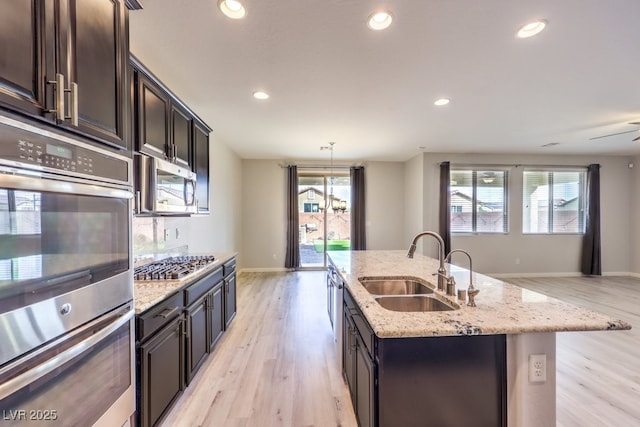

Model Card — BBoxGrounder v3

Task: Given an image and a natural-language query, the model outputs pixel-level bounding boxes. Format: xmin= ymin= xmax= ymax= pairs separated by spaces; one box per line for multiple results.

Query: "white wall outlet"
xmin=529 ymin=353 xmax=547 ymax=383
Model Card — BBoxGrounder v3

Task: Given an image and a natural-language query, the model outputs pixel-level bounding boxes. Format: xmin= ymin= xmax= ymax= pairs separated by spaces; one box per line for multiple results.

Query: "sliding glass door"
xmin=298 ymin=172 xmax=351 ymax=268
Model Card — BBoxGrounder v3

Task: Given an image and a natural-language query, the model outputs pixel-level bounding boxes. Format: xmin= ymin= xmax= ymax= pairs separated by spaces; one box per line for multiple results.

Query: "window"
xmin=307 ymin=189 xmax=315 ymax=200
xmin=450 ymin=169 xmax=508 ymax=233
xmin=303 ymin=203 xmax=319 ymax=213
xmin=522 ymin=169 xmax=586 ymax=234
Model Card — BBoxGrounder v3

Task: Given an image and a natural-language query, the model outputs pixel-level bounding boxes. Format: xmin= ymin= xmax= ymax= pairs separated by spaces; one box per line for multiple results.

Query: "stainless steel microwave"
xmin=134 ymin=154 xmax=197 ymax=215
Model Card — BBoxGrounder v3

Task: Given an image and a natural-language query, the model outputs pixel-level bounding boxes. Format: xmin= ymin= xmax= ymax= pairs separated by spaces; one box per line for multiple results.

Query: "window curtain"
xmin=439 ymin=161 xmax=452 ymax=255
xmin=581 ymin=164 xmax=601 ymax=275
xmin=350 ymin=166 xmax=366 ymax=250
xmin=284 ymin=165 xmax=300 ymax=270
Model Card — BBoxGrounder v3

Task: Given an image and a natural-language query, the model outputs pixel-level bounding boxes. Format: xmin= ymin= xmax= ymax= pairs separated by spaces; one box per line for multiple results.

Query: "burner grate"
xmin=134 ymin=255 xmax=217 ymax=281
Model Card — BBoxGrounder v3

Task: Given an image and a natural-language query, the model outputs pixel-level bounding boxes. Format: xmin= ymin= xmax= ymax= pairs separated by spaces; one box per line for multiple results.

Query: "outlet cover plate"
xmin=529 ymin=353 xmax=547 ymax=383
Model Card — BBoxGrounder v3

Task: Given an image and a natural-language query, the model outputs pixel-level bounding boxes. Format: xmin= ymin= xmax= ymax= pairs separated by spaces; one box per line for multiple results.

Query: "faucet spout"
xmin=445 ymin=249 xmax=479 ymax=306
xmin=406 ymin=231 xmax=447 ymax=291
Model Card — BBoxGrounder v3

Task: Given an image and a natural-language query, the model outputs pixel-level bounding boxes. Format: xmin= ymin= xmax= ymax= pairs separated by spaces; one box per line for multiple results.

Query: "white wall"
xmin=241 ymin=159 xmax=286 ymax=270
xmin=186 ymin=135 xmax=243 ymax=255
xmin=365 ymin=162 xmax=406 ymax=250
xmin=632 ymin=155 xmax=640 ymax=274
xmin=419 ymin=153 xmax=635 ymax=276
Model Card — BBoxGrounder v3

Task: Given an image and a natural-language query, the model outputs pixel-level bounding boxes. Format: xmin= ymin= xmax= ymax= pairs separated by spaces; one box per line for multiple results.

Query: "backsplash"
xmin=133 ymin=216 xmax=190 ymax=262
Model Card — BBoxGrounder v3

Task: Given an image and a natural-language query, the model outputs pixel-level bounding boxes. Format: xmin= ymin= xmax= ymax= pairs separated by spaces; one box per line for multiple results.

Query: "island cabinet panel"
xmin=377 ymin=335 xmax=507 ymax=427
xmin=342 ymin=288 xmax=507 ymax=427
xmin=0 ymin=0 xmax=130 ymax=150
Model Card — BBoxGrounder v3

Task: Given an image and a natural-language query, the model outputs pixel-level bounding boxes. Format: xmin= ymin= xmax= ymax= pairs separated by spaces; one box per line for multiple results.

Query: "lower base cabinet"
xmin=136 ymin=256 xmax=238 ymax=427
xmin=137 ymin=315 xmax=185 ymax=427
xmin=343 ymin=289 xmax=507 ymax=427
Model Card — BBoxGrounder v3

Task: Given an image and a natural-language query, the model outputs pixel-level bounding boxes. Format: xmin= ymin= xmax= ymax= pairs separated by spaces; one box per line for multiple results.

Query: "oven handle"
xmin=0 ymin=307 xmax=133 ymax=400
xmin=0 ymin=168 xmax=133 ymax=199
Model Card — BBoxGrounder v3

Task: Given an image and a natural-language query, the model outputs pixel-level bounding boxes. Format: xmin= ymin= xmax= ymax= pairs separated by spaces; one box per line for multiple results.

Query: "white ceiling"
xmin=129 ymin=0 xmax=640 ymax=162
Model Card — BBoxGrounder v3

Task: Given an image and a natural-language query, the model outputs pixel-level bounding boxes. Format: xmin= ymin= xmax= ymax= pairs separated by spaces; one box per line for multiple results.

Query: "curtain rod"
xmin=447 ymin=162 xmax=591 ymax=169
xmin=278 ymin=163 xmax=363 ymax=169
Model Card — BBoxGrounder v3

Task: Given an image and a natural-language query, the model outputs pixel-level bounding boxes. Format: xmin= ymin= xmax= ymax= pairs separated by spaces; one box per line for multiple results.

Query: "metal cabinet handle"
xmin=47 ymin=73 xmax=66 ymax=122
xmin=154 ymin=306 xmax=179 ymax=319
xmin=66 ymin=82 xmax=79 ymax=126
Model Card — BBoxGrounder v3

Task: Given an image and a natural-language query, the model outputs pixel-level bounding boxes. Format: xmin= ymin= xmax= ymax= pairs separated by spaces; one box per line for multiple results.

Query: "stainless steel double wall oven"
xmin=0 ymin=114 xmax=135 ymax=426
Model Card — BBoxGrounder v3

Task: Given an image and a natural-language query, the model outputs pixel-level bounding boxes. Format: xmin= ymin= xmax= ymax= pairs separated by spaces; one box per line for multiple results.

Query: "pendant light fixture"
xmin=320 ymin=142 xmax=336 ymax=212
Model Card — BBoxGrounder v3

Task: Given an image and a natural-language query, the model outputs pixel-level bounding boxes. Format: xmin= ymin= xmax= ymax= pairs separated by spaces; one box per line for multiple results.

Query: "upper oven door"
xmin=0 ymin=168 xmax=133 ymax=366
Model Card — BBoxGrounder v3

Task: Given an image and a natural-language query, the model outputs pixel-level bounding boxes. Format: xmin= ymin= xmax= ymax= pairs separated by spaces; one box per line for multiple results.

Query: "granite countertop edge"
xmin=134 ymin=251 xmax=238 ymax=314
xmin=327 ymin=250 xmax=632 ymax=339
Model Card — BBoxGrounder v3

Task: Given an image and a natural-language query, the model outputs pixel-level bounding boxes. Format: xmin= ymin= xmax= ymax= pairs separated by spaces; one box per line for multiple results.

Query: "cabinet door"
xmin=0 ymin=0 xmax=52 ymax=119
xmin=62 ymin=0 xmax=129 ymax=149
xmin=343 ymin=308 xmax=357 ymax=406
xmin=209 ymin=283 xmax=224 ymax=349
xmin=355 ymin=333 xmax=376 ymax=427
xmin=186 ymin=296 xmax=208 ymax=384
xmin=224 ymin=274 xmax=237 ymax=328
xmin=192 ymin=121 xmax=210 ymax=213
xmin=138 ymin=315 xmax=185 ymax=427
xmin=136 ymin=72 xmax=170 ymax=159
xmin=171 ymin=104 xmax=191 ymax=168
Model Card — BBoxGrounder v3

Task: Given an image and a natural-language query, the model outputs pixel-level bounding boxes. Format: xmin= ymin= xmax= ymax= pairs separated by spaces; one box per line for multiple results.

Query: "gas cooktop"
xmin=134 ymin=255 xmax=217 ymax=281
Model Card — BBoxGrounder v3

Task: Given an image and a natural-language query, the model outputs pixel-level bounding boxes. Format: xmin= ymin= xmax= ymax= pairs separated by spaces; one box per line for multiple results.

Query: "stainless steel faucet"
xmin=445 ymin=249 xmax=479 ymax=307
xmin=406 ymin=231 xmax=447 ymax=292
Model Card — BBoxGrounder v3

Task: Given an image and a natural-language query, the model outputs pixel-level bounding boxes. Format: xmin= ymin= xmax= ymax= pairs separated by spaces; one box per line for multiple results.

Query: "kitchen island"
xmin=328 ymin=250 xmax=631 ymax=427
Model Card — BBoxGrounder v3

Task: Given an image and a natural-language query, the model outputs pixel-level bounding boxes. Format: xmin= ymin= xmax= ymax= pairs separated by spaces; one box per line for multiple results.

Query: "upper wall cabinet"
xmin=131 ymin=56 xmax=212 ymax=213
xmin=0 ymin=0 xmax=130 ymax=151
xmin=192 ymin=120 xmax=210 ymax=213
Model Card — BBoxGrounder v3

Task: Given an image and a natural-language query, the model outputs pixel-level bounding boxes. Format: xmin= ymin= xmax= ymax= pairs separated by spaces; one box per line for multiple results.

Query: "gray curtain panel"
xmin=439 ymin=161 xmax=452 ymax=255
xmin=581 ymin=164 xmax=601 ymax=275
xmin=285 ymin=165 xmax=300 ymax=269
xmin=350 ymin=166 xmax=366 ymax=250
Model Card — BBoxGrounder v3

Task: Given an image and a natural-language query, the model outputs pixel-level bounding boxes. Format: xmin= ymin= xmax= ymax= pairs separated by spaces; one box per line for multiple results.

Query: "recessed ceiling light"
xmin=218 ymin=0 xmax=246 ymax=19
xmin=367 ymin=10 xmax=393 ymax=30
xmin=434 ymin=98 xmax=450 ymax=106
xmin=253 ymin=91 xmax=269 ymax=100
xmin=517 ymin=20 xmax=547 ymax=38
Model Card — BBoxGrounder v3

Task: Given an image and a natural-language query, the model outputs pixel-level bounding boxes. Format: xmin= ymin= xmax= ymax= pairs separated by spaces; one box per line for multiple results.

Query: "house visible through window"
xmin=449 ymin=169 xmax=508 ymax=233
xmin=522 ymin=169 xmax=586 ymax=234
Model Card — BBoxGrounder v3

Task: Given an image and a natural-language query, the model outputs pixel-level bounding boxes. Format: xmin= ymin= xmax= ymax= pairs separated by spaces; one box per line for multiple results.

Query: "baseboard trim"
xmin=239 ymin=267 xmax=290 ymax=273
xmin=490 ymin=271 xmax=640 ymax=279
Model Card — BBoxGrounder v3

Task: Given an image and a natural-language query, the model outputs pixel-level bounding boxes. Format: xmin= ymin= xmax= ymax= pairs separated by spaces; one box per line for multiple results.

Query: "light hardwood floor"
xmin=160 ymin=271 xmax=357 ymax=427
xmin=508 ymin=275 xmax=640 ymax=427
xmin=161 ymin=272 xmax=639 ymax=427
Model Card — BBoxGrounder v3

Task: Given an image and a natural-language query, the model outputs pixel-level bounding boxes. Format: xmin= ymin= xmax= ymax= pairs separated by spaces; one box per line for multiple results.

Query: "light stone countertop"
xmin=327 ymin=250 xmax=631 ymax=338
xmin=134 ymin=252 xmax=237 ymax=314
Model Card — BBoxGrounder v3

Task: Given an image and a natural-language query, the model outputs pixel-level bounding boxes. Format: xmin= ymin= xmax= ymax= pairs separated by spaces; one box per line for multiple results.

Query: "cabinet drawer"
xmin=184 ymin=266 xmax=223 ymax=306
xmin=223 ymin=258 xmax=236 ymax=277
xmin=345 ymin=290 xmax=375 ymax=356
xmin=137 ymin=292 xmax=183 ymax=342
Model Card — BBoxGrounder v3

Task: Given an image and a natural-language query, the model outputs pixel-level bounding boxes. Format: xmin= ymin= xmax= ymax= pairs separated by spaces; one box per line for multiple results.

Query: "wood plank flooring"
xmin=161 ymin=272 xmax=639 ymax=427
xmin=159 ymin=271 xmax=357 ymax=427
xmin=507 ymin=276 xmax=640 ymax=427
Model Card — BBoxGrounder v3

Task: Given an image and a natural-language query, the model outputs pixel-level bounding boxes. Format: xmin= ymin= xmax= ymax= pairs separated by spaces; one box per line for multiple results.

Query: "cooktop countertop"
xmin=327 ymin=250 xmax=631 ymax=338
xmin=134 ymin=252 xmax=237 ymax=314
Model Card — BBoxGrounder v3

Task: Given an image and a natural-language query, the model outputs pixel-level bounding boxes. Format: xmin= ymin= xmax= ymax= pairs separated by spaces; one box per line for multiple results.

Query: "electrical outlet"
xmin=529 ymin=354 xmax=547 ymax=383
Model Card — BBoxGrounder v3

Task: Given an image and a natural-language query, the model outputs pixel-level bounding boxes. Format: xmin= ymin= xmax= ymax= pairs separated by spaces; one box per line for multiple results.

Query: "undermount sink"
xmin=375 ymin=295 xmax=457 ymax=312
xmin=359 ymin=277 xmax=434 ymax=296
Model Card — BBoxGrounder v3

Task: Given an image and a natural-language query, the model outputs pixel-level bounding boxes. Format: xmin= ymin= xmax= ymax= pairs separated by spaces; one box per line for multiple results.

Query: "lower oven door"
xmin=0 ymin=303 xmax=135 ymax=427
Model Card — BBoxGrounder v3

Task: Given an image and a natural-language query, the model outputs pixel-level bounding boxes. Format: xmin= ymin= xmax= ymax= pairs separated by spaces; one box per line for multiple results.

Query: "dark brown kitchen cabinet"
xmin=132 ymin=56 xmax=202 ymax=170
xmin=138 ymin=314 xmax=185 ymax=427
xmin=0 ymin=0 xmax=130 ymax=150
xmin=135 ymin=70 xmax=170 ymax=160
xmin=342 ymin=288 xmax=507 ymax=427
xmin=209 ymin=282 xmax=225 ymax=348
xmin=186 ymin=293 xmax=209 ymax=384
xmin=223 ymin=258 xmax=237 ymax=328
xmin=192 ymin=120 xmax=211 ymax=213
xmin=172 ymin=105 xmax=191 ymax=168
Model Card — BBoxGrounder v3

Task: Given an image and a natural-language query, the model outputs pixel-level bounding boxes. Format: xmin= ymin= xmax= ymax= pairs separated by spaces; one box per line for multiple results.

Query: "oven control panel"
xmin=0 ymin=119 xmax=130 ymax=185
